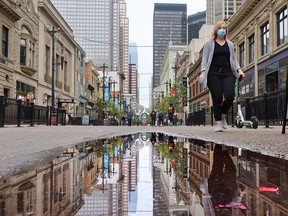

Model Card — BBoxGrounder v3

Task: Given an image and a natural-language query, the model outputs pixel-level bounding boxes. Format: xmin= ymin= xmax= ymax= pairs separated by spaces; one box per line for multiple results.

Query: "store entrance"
xmin=266 ymin=71 xmax=278 ymax=93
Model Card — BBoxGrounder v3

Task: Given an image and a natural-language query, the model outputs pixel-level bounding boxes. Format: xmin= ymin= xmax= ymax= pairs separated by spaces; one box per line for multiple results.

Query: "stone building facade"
xmin=0 ymin=0 xmax=21 ymax=98
xmin=0 ymin=0 xmax=39 ymax=102
xmin=228 ymin=0 xmax=288 ymax=99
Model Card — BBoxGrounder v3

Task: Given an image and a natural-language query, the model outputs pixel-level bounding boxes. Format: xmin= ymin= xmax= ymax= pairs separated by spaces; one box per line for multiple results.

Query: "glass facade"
xmin=51 ymin=0 xmax=121 ymax=71
xmin=153 ymin=4 xmax=187 ymax=89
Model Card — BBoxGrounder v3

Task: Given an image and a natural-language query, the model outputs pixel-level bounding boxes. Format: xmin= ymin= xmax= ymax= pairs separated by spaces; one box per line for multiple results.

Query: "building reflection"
xmin=1 ymin=134 xmax=288 ymax=215
xmin=156 ymin=136 xmax=288 ymax=216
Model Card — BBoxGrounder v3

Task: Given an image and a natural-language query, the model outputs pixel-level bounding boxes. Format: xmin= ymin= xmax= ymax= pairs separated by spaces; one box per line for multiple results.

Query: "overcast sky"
xmin=125 ymin=0 xmax=207 ymax=108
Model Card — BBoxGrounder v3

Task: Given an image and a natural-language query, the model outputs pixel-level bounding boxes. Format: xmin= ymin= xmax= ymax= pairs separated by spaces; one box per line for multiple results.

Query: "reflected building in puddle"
xmin=156 ymin=136 xmax=288 ymax=216
xmin=1 ymin=134 xmax=288 ymax=215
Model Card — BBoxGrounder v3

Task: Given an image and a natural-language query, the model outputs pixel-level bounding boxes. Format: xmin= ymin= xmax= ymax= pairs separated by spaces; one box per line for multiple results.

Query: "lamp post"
xmin=47 ymin=26 xmax=62 ymax=112
xmin=100 ymin=63 xmax=108 ymax=101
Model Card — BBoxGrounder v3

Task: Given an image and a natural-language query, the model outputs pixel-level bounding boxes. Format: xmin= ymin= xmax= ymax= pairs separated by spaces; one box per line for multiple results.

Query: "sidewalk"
xmin=0 ymin=125 xmax=287 ymax=178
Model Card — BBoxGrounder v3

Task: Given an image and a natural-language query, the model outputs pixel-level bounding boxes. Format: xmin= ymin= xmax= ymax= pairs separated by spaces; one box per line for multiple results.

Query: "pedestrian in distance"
xmin=127 ymin=111 xmax=133 ymax=126
xmin=150 ymin=109 xmax=156 ymax=126
xmin=199 ymin=20 xmax=245 ymax=132
xmin=158 ymin=111 xmax=164 ymax=127
xmin=168 ymin=103 xmax=175 ymax=126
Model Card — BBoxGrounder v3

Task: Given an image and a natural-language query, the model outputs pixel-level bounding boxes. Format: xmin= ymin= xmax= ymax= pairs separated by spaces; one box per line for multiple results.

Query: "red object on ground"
xmin=259 ymin=186 xmax=279 ymax=192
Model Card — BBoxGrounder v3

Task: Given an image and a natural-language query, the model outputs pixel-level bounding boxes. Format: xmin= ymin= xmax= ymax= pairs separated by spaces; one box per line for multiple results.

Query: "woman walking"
xmin=200 ymin=20 xmax=245 ymax=132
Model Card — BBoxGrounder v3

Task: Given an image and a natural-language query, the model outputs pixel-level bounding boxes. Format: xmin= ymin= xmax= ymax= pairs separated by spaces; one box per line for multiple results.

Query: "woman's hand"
xmin=237 ymin=68 xmax=245 ymax=78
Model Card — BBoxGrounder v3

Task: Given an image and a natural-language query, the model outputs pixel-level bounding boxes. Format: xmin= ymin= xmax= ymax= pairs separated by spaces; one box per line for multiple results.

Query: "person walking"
xmin=127 ymin=111 xmax=133 ymax=126
xmin=158 ymin=111 xmax=164 ymax=127
xmin=199 ymin=20 xmax=245 ymax=132
xmin=150 ymin=110 xmax=156 ymax=126
xmin=168 ymin=104 xmax=175 ymax=126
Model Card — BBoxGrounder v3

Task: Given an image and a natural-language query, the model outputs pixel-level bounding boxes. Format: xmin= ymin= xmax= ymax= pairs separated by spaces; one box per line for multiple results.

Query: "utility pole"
xmin=164 ymin=81 xmax=170 ymax=95
xmin=100 ymin=63 xmax=108 ymax=101
xmin=47 ymin=26 xmax=64 ymax=125
xmin=47 ymin=26 xmax=60 ymax=112
xmin=109 ymin=80 xmax=117 ymax=104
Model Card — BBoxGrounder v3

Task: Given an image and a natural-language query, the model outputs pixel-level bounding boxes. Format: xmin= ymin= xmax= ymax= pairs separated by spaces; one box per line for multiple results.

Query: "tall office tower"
xmin=153 ymin=4 xmax=187 ymax=89
xmin=51 ymin=0 xmax=129 ymax=93
xmin=188 ymin=11 xmax=206 ymax=42
xmin=119 ymin=0 xmax=129 ymax=94
xmin=129 ymin=43 xmax=138 ymax=68
xmin=206 ymin=0 xmax=245 ymax=24
xmin=129 ymin=43 xmax=139 ymax=105
xmin=129 ymin=64 xmax=137 ymax=107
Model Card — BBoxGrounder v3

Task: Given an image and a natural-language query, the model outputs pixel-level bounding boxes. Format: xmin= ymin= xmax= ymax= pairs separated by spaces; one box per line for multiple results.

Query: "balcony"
xmin=21 ymin=65 xmax=37 ymax=76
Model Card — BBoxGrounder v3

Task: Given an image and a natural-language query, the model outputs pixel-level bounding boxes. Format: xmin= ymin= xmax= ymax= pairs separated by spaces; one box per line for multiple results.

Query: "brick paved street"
xmin=0 ymin=125 xmax=287 ymax=178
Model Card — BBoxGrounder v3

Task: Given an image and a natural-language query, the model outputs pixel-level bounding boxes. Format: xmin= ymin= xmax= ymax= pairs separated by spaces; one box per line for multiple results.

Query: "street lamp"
xmin=46 ymin=26 xmax=64 ymax=113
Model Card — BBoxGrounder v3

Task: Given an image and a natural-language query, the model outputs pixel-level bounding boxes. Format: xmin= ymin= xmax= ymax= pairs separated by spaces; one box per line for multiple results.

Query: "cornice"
xmin=228 ymin=0 xmax=267 ymax=34
xmin=0 ymin=0 xmax=21 ymax=22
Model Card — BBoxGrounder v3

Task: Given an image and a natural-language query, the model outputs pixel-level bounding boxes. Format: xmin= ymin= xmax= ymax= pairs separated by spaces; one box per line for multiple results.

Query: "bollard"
xmin=30 ymin=102 xmax=35 ymax=127
xmin=211 ymin=107 xmax=214 ymax=126
xmin=47 ymin=106 xmax=50 ymax=126
xmin=245 ymin=97 xmax=251 ymax=120
xmin=202 ymin=108 xmax=206 ymax=126
xmin=0 ymin=96 xmax=5 ymax=127
xmin=17 ymin=99 xmax=22 ymax=127
xmin=231 ymin=103 xmax=234 ymax=127
xmin=264 ymin=92 xmax=269 ymax=128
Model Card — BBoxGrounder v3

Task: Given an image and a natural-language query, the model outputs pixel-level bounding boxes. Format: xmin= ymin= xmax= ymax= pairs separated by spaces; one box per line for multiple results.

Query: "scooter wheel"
xmin=235 ymin=119 xmax=244 ymax=128
xmin=251 ymin=116 xmax=259 ymax=129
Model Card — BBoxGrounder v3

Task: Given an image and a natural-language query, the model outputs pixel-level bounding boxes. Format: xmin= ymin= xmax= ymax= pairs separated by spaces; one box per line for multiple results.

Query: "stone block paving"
xmin=0 ymin=125 xmax=287 ymax=178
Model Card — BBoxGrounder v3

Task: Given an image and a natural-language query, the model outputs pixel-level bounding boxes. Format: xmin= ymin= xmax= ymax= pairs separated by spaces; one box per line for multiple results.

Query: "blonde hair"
xmin=211 ymin=20 xmax=228 ymax=40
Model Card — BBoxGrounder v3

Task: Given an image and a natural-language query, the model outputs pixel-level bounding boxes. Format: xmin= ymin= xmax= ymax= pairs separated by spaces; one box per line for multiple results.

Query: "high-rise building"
xmin=206 ymin=0 xmax=245 ymax=24
xmin=153 ymin=3 xmax=187 ymax=89
xmin=129 ymin=64 xmax=137 ymax=107
xmin=188 ymin=11 xmax=206 ymax=42
xmin=51 ymin=0 xmax=129 ymax=93
xmin=129 ymin=43 xmax=138 ymax=68
xmin=129 ymin=43 xmax=138 ymax=105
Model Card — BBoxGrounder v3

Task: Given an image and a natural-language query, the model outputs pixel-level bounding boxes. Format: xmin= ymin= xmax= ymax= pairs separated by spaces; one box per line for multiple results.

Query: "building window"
xmin=248 ymin=34 xmax=254 ymax=64
xmin=2 ymin=26 xmax=9 ymax=57
xmin=277 ymin=7 xmax=287 ymax=46
xmin=20 ymin=39 xmax=26 ymax=65
xmin=20 ymin=38 xmax=35 ymax=67
xmin=45 ymin=46 xmax=50 ymax=75
xmin=261 ymin=23 xmax=269 ymax=55
xmin=239 ymin=42 xmax=245 ymax=67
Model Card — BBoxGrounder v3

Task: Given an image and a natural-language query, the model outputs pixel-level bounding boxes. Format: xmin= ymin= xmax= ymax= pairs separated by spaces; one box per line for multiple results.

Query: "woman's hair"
xmin=211 ymin=20 xmax=228 ymax=40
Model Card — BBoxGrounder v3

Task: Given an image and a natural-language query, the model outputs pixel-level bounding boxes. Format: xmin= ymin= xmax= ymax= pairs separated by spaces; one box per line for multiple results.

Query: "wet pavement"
xmin=0 ymin=132 xmax=288 ymax=216
xmin=0 ymin=125 xmax=287 ymax=178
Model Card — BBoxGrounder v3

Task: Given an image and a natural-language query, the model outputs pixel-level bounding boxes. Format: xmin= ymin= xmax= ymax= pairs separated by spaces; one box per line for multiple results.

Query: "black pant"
xmin=207 ymin=73 xmax=235 ymax=121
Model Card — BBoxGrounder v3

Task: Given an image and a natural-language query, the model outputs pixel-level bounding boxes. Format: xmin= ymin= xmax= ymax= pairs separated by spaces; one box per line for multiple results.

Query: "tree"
xmin=156 ymin=82 xmax=187 ymax=114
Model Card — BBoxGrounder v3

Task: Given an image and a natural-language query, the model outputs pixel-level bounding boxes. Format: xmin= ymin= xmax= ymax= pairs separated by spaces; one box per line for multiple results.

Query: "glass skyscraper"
xmin=51 ymin=0 xmax=129 ymax=93
xmin=153 ymin=3 xmax=187 ymax=89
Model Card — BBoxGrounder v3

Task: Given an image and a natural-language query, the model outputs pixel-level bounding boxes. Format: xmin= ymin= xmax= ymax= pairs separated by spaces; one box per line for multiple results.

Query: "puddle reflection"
xmin=0 ymin=133 xmax=288 ymax=216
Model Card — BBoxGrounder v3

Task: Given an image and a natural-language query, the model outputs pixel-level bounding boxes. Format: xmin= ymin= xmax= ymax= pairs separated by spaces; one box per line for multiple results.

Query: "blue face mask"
xmin=217 ymin=29 xmax=226 ymax=38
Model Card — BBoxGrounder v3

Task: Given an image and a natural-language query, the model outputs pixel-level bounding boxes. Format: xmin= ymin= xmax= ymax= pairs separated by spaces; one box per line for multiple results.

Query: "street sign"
xmin=82 ymin=115 xmax=90 ymax=125
xmin=58 ymin=99 xmax=74 ymax=103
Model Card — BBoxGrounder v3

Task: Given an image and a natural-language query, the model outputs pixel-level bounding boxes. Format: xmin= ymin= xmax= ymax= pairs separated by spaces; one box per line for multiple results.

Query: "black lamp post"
xmin=46 ymin=26 xmax=64 ymax=112
xmin=100 ymin=63 xmax=108 ymax=101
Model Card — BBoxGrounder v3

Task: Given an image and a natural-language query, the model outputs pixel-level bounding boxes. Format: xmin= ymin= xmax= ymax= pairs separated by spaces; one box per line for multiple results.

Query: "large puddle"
xmin=0 ymin=133 xmax=288 ymax=216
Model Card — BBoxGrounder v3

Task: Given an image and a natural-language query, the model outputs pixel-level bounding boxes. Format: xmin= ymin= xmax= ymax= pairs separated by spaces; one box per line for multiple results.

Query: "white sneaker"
xmin=214 ymin=124 xmax=224 ymax=132
xmin=222 ymin=118 xmax=228 ymax=129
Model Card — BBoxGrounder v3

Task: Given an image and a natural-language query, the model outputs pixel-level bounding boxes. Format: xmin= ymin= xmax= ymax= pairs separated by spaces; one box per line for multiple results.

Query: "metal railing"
xmin=0 ymin=96 xmax=66 ymax=127
xmin=186 ymin=89 xmax=286 ymax=128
